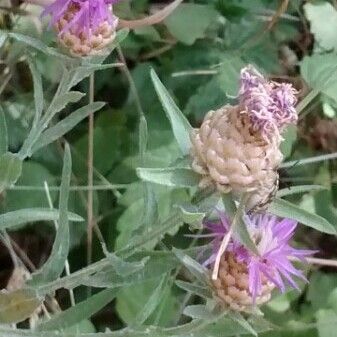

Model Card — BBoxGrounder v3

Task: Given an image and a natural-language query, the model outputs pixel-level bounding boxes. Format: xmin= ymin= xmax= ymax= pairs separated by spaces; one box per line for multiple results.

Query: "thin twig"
xmin=171 ymin=69 xmax=218 ymax=77
xmin=8 ymin=184 xmax=128 ymax=191
xmin=281 ymin=152 xmax=337 ymax=169
xmin=290 ymin=256 xmax=337 ymax=269
xmin=116 ymin=45 xmax=144 ymax=117
xmin=87 ymin=74 xmax=95 ymax=270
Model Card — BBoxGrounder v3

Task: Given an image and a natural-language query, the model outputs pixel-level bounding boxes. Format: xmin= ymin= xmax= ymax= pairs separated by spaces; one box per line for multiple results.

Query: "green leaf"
xmin=304 ymin=2 xmax=337 ymax=52
xmin=5 ymin=161 xmax=56 ymax=211
xmin=228 ymin=311 xmax=257 ymax=337
xmin=222 ymin=194 xmax=259 ymax=255
xmin=37 ymin=288 xmax=119 ymax=331
xmin=0 ymin=152 xmax=22 ymax=193
xmin=280 ymin=125 xmax=297 ymax=158
xmin=29 ymin=144 xmax=72 ymax=287
xmin=0 ymin=208 xmax=83 ymax=231
xmin=0 ymin=106 xmax=8 ymax=156
xmin=277 ymin=185 xmax=327 ymax=198
xmin=301 ymin=54 xmax=337 ymax=103
xmin=32 ymin=102 xmax=105 ymax=153
xmin=177 ymin=204 xmax=205 ymax=226
xmin=103 ymin=244 xmax=149 ymax=277
xmin=0 ymin=289 xmax=42 ymax=324
xmin=269 ymin=197 xmax=336 ymax=235
xmin=137 ymin=167 xmax=199 ymax=187
xmin=150 ymin=69 xmax=193 ymax=155
xmin=27 ymin=55 xmax=44 ymax=127
xmin=175 ymin=280 xmax=212 ymax=299
xmin=316 ymin=309 xmax=337 ymax=337
xmin=183 ymin=305 xmax=219 ymax=320
xmin=116 ymin=277 xmax=176 ymax=327
xmin=44 ymin=91 xmax=86 ymax=121
xmin=172 ymin=248 xmax=209 ymax=285
xmin=7 ymin=32 xmax=72 ymax=60
xmin=134 ymin=274 xmax=169 ymax=326
xmin=165 ymin=4 xmax=218 ymax=45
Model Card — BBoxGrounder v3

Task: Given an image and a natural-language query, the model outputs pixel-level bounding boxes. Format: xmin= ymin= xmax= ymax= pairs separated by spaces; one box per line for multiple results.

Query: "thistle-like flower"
xmin=190 ymin=65 xmax=298 ymax=210
xmin=239 ymin=65 xmax=298 ymax=139
xmin=43 ymin=0 xmax=120 ymax=57
xmin=205 ymin=212 xmax=314 ymax=312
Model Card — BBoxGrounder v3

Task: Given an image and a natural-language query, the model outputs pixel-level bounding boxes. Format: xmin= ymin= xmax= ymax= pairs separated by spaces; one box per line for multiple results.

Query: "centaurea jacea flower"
xmin=204 ymin=212 xmax=314 ymax=311
xmin=43 ymin=0 xmax=120 ymax=56
xmin=239 ymin=65 xmax=298 ymax=139
xmin=190 ymin=65 xmax=298 ymax=211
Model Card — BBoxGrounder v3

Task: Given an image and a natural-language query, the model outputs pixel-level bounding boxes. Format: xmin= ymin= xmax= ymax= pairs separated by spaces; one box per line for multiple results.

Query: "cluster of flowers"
xmin=191 ymin=67 xmax=314 ymax=311
xmin=41 ymin=1 xmax=312 ymax=313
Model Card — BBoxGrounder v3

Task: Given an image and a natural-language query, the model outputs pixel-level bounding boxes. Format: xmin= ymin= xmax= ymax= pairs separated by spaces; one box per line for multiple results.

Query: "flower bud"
xmin=190 ymin=65 xmax=298 ymax=211
xmin=191 ymin=105 xmax=282 ymax=211
xmin=43 ymin=0 xmax=119 ymax=57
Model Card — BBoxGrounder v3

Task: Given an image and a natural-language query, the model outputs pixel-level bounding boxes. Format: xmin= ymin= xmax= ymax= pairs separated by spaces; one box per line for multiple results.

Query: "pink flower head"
xmin=203 ymin=211 xmax=315 ymax=302
xmin=238 ymin=65 xmax=298 ymax=138
xmin=43 ymin=0 xmax=120 ymax=37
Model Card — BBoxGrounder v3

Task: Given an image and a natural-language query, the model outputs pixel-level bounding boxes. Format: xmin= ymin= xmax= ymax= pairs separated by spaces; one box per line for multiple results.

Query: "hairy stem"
xmin=87 ymin=74 xmax=95 ymax=270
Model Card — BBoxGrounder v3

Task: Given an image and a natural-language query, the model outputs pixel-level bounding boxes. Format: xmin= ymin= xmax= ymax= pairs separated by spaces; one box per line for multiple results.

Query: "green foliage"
xmin=1 ymin=1 xmax=337 ymax=336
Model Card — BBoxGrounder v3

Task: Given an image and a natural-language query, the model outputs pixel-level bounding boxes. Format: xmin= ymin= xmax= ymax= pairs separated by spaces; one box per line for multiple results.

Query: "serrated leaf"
xmin=37 ymin=288 xmax=119 ymax=331
xmin=0 ymin=208 xmax=83 ymax=231
xmin=0 ymin=152 xmax=22 ymax=193
xmin=137 ymin=167 xmax=199 ymax=187
xmin=32 ymin=102 xmax=105 ymax=153
xmin=0 ymin=107 xmax=8 ymax=156
xmin=29 ymin=144 xmax=72 ymax=286
xmin=0 ymin=289 xmax=42 ymax=324
xmin=269 ymin=197 xmax=336 ymax=235
xmin=150 ymin=69 xmax=193 ymax=155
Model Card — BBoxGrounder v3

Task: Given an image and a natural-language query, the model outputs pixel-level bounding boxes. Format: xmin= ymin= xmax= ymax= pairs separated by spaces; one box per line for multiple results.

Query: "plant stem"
xmin=290 ymin=256 xmax=337 ymax=268
xmin=87 ymin=74 xmax=95 ymax=270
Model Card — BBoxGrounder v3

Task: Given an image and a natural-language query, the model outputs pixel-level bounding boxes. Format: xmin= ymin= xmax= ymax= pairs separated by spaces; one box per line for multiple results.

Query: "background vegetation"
xmin=1 ymin=0 xmax=337 ymax=336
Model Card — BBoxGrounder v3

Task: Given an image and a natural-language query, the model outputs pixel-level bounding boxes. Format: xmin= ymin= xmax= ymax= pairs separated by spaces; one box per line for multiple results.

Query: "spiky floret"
xmin=239 ymin=65 xmax=298 ymax=139
xmin=204 ymin=212 xmax=314 ymax=311
xmin=43 ymin=0 xmax=120 ymax=56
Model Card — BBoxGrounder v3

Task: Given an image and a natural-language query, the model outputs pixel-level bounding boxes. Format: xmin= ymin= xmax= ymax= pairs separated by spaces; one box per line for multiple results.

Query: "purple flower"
xmin=43 ymin=0 xmax=120 ymax=37
xmin=238 ymin=65 xmax=298 ymax=138
xmin=203 ymin=211 xmax=314 ymax=302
